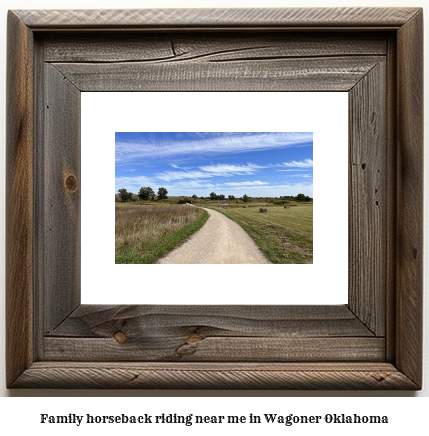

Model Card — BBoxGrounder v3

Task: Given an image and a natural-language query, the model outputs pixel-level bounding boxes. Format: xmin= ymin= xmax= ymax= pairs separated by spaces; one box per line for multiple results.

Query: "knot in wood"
xmin=65 ymin=174 xmax=78 ymax=193
xmin=186 ymin=333 xmax=203 ymax=344
xmin=114 ymin=331 xmax=128 ymax=343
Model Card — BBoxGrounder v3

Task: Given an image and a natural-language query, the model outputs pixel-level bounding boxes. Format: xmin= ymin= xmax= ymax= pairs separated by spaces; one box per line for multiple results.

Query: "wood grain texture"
xmin=6 ymin=11 xmax=35 ymax=388
xmin=348 ymin=62 xmax=386 ymax=336
xmin=42 ymin=33 xmax=387 ymax=63
xmin=47 ymin=305 xmax=375 ymax=338
xmin=44 ymin=337 xmax=385 ymax=362
xmin=52 ymin=56 xmax=383 ymax=92
xmin=44 ymin=64 xmax=81 ymax=332
xmin=385 ymin=34 xmax=398 ymax=363
xmin=44 ymin=305 xmax=380 ymax=362
xmin=33 ymin=38 xmax=47 ymax=361
xmin=11 ymin=362 xmax=419 ymax=390
xmin=395 ymin=10 xmax=423 ymax=388
xmin=14 ymin=8 xmax=420 ymax=29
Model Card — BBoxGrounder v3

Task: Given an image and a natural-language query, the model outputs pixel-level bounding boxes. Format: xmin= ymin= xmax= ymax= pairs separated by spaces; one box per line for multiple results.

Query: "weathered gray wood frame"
xmin=6 ymin=8 xmax=423 ymax=389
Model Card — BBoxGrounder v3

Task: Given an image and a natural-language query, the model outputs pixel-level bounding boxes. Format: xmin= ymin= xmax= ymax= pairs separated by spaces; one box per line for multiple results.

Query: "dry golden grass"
xmin=115 ymin=204 xmax=208 ymax=263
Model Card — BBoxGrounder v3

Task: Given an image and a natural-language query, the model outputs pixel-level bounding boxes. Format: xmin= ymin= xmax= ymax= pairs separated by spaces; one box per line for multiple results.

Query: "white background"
xmin=81 ymin=92 xmax=348 ymax=305
xmin=0 ymin=0 xmax=428 ymax=426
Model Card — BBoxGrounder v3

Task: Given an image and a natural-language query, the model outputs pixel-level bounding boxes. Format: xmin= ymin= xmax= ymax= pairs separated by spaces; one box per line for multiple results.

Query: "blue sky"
xmin=115 ymin=132 xmax=313 ymax=198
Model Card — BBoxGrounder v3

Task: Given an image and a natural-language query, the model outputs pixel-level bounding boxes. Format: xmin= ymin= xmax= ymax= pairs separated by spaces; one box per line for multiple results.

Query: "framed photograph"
xmin=6 ymin=7 xmax=423 ymax=389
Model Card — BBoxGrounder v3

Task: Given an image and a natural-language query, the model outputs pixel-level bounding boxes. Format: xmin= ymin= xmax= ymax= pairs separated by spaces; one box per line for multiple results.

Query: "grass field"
xmin=211 ymin=203 xmax=313 ymax=264
xmin=115 ymin=203 xmax=208 ymax=264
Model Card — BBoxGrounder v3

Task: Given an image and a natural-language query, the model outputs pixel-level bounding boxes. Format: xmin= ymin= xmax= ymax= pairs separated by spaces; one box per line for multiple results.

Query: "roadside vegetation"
xmin=115 ymin=187 xmax=312 ymax=264
xmin=115 ymin=203 xmax=208 ymax=264
xmin=203 ymin=202 xmax=313 ymax=264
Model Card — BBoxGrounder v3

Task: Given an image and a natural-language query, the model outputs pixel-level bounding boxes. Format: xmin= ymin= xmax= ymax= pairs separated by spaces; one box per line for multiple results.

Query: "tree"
xmin=157 ymin=187 xmax=168 ymax=200
xmin=210 ymin=192 xmax=217 ymax=200
xmin=228 ymin=195 xmax=235 ymax=200
xmin=192 ymin=194 xmax=197 ymax=199
xmin=242 ymin=194 xmax=250 ymax=203
xmin=138 ymin=186 xmax=155 ymax=201
xmin=118 ymin=188 xmax=130 ymax=202
xmin=295 ymin=193 xmax=307 ymax=202
xmin=219 ymin=194 xmax=225 ymax=200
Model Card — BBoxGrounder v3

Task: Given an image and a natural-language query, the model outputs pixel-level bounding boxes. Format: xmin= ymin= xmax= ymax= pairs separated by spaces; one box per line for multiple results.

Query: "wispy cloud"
xmin=223 ymin=181 xmax=269 ymax=186
xmin=156 ymin=163 xmax=264 ymax=182
xmin=279 ymin=159 xmax=313 ymax=168
xmin=170 ymin=163 xmax=192 ymax=170
xmin=116 ymin=132 xmax=313 ymax=165
xmin=162 ymin=181 xmax=313 ymax=197
xmin=115 ymin=132 xmax=313 ymax=197
xmin=170 ymin=180 xmax=216 ymax=189
xmin=222 ymin=182 xmax=313 ymax=193
xmin=115 ymin=175 xmax=155 ymax=193
xmin=198 ymin=163 xmax=265 ymax=176
xmin=156 ymin=170 xmax=210 ymax=182
xmin=115 ymin=176 xmax=154 ymax=186
xmin=288 ymin=174 xmax=313 ymax=179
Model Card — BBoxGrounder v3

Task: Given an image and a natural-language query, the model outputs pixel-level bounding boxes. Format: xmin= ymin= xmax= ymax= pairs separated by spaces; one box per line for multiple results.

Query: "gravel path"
xmin=157 ymin=207 xmax=271 ymax=264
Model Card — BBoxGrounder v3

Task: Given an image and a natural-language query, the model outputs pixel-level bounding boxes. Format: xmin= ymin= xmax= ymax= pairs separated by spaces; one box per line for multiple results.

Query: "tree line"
xmin=117 ymin=187 xmax=312 ymax=203
xmin=206 ymin=193 xmax=311 ymax=202
xmin=209 ymin=193 xmax=236 ymax=201
xmin=117 ymin=187 xmax=168 ymax=202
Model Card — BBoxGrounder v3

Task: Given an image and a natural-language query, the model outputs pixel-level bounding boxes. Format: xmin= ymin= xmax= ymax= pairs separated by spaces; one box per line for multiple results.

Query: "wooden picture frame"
xmin=6 ymin=7 xmax=423 ymax=389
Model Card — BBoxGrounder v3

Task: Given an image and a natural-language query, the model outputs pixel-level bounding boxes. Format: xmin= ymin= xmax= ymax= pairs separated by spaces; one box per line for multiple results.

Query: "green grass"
xmin=115 ymin=204 xmax=208 ymax=264
xmin=210 ymin=203 xmax=313 ymax=264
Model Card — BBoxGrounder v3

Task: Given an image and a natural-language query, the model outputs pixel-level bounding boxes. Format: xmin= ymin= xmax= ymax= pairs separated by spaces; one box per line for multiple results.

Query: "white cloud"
xmin=288 ymin=174 xmax=313 ymax=179
xmin=223 ymin=181 xmax=269 ymax=186
xmin=115 ymin=175 xmax=154 ymax=186
xmin=198 ymin=163 xmax=265 ymax=176
xmin=156 ymin=170 xmax=210 ymax=182
xmin=116 ymin=132 xmax=313 ymax=164
xmin=220 ymin=182 xmax=313 ymax=197
xmin=156 ymin=163 xmax=265 ymax=182
xmin=170 ymin=163 xmax=192 ymax=170
xmin=172 ymin=180 xmax=215 ymax=189
xmin=115 ymin=161 xmax=313 ymax=197
xmin=164 ymin=181 xmax=313 ymax=198
xmin=115 ymin=175 xmax=156 ymax=193
xmin=280 ymin=159 xmax=313 ymax=168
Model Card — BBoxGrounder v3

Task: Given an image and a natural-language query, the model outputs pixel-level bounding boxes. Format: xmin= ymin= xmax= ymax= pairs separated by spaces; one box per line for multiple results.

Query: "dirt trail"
xmin=157 ymin=207 xmax=271 ymax=264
